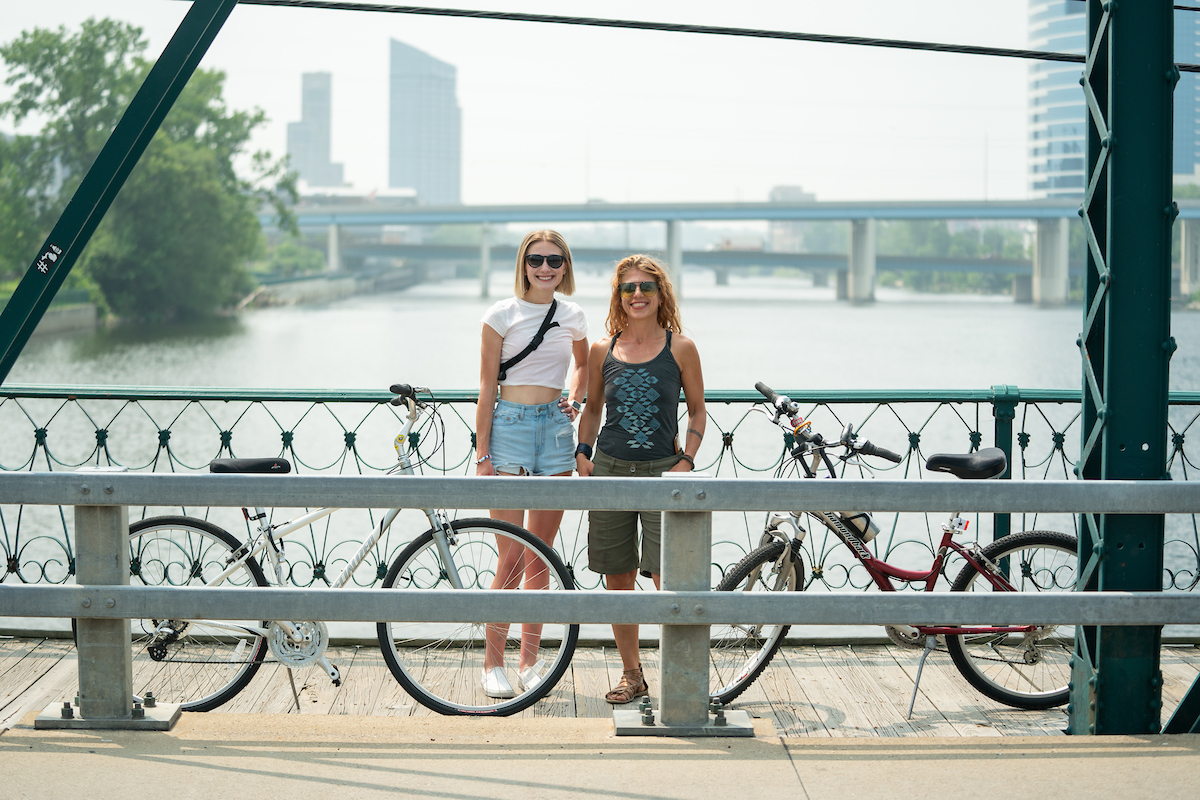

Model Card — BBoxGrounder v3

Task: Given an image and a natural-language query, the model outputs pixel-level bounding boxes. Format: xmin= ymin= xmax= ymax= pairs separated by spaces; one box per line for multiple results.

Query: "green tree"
xmin=258 ymin=239 xmax=327 ymax=277
xmin=0 ymin=133 xmax=57 ymax=278
xmin=1 ymin=18 xmax=296 ymax=320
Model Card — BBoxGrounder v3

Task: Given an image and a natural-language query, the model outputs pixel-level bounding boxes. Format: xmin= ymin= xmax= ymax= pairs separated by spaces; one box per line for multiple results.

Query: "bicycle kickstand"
xmin=907 ymin=635 xmax=938 ymax=720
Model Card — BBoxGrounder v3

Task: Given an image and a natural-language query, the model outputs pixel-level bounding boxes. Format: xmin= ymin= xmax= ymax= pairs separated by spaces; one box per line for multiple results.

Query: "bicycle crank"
xmin=268 ymin=620 xmax=330 ymax=668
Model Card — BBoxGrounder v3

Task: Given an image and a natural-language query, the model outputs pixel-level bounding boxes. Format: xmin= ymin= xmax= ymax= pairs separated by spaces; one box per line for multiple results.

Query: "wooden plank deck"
xmin=2 ymin=636 xmax=1197 ymax=737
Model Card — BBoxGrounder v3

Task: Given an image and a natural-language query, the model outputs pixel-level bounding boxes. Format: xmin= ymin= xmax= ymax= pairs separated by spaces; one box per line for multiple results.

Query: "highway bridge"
xmin=265 ymin=199 xmax=1200 ymax=303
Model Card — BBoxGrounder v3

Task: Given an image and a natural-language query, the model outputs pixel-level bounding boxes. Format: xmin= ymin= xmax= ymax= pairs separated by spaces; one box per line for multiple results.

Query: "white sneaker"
xmin=481 ymin=667 xmax=516 ymax=698
xmin=517 ymin=659 xmax=547 ymax=692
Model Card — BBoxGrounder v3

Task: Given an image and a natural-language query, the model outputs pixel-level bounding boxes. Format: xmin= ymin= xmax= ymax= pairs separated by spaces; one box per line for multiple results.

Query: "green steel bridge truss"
xmin=0 ymin=0 xmax=1194 ymax=733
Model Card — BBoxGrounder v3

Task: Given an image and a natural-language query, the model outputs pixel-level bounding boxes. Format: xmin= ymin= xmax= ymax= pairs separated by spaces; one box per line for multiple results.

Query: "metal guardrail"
xmin=4 ymin=384 xmax=1199 ymax=593
xmin=2 ymin=472 xmax=1198 ymax=513
xmin=2 ymin=471 xmax=1200 ymax=733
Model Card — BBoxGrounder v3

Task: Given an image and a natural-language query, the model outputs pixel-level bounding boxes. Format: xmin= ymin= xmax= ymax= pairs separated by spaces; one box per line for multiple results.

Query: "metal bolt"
xmin=671 ymin=489 xmax=681 ymax=499
xmin=694 ymin=604 xmax=705 ymax=616
xmin=132 ymin=701 xmax=145 ymax=720
xmin=143 ymin=691 xmax=156 ymax=708
xmin=80 ymin=598 xmax=91 ymax=609
xmin=105 ymin=598 xmax=115 ymax=609
xmin=639 ymin=696 xmax=652 ymax=712
xmin=641 ymin=707 xmax=655 ymax=726
xmin=713 ymin=708 xmax=727 ymax=727
xmin=80 ymin=485 xmax=90 ymax=495
xmin=669 ymin=604 xmax=680 ymax=614
xmin=695 ymin=490 xmax=706 ymax=500
xmin=61 ymin=702 xmax=74 ymax=719
xmin=104 ymin=485 xmax=114 ymax=495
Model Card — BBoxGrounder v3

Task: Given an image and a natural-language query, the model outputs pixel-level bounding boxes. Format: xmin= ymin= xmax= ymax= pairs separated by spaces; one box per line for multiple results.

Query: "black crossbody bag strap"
xmin=499 ymin=300 xmax=560 ymax=381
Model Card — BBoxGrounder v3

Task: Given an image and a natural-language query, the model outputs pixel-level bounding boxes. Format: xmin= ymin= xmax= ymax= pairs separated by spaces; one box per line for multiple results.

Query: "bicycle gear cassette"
xmin=268 ymin=620 xmax=329 ymax=668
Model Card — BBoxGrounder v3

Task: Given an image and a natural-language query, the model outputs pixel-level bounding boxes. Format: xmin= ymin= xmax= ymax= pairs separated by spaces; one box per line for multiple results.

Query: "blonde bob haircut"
xmin=514 ymin=229 xmax=575 ymax=297
xmin=605 ymin=254 xmax=682 ymax=336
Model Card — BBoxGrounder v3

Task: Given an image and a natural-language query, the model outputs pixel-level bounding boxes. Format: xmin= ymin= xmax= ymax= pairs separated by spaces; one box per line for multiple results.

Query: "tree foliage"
xmin=876 ymin=220 xmax=1028 ymax=294
xmin=0 ymin=18 xmax=296 ymax=320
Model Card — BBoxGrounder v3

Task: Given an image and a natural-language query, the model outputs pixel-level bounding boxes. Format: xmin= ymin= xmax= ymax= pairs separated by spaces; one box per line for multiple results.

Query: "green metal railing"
xmin=2 ymin=384 xmax=1197 ymax=596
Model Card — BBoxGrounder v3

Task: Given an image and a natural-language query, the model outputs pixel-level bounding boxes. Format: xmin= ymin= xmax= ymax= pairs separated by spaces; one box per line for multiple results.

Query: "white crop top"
xmin=481 ymin=296 xmax=588 ymax=389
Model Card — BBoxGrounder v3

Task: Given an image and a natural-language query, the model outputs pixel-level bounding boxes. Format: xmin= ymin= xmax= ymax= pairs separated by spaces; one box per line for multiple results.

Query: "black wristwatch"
xmin=575 ymin=442 xmax=593 ymax=459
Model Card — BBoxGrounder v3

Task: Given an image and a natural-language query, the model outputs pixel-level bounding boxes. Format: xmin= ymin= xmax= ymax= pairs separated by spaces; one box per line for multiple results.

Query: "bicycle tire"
xmin=119 ymin=516 xmax=269 ymax=712
xmin=376 ymin=518 xmax=579 ymax=716
xmin=710 ymin=540 xmax=805 ymax=704
xmin=945 ymin=529 xmax=1078 ymax=710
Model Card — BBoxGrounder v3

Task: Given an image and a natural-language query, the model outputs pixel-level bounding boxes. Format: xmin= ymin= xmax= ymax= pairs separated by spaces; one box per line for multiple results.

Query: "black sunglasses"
xmin=619 ymin=281 xmax=659 ymax=298
xmin=525 ymin=253 xmax=565 ymax=269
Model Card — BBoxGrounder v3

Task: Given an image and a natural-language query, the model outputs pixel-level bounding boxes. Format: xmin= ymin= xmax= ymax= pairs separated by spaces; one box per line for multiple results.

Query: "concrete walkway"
xmin=2 ymin=712 xmax=1198 ymax=800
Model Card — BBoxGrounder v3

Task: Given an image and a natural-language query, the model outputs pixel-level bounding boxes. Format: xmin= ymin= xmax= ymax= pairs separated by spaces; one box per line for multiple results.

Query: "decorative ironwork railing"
xmin=1 ymin=384 xmax=1197 ymax=594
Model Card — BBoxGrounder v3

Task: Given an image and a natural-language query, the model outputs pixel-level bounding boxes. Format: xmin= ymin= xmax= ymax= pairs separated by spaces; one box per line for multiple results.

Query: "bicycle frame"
xmin=759 ymin=395 xmax=1039 ymax=639
xmin=171 ymin=391 xmax=463 ymax=642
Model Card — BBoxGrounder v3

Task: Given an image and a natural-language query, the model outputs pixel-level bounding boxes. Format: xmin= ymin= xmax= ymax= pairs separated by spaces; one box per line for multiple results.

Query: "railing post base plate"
xmin=612 ymin=707 xmax=754 ymax=737
xmin=34 ymin=700 xmax=181 ymax=731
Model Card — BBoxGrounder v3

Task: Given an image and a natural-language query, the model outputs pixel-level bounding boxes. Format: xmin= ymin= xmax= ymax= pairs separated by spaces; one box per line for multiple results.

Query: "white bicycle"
xmin=94 ymin=384 xmax=578 ymax=715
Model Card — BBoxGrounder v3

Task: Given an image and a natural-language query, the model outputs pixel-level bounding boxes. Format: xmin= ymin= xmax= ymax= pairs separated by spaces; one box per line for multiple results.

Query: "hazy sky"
xmin=2 ymin=1 xmax=1033 ymax=205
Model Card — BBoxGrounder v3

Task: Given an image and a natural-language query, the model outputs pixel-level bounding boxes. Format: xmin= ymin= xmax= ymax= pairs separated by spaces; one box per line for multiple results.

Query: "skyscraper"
xmin=388 ymin=39 xmax=462 ymax=205
xmin=1028 ymin=1 xmax=1200 ymax=197
xmin=286 ymin=72 xmax=345 ymax=188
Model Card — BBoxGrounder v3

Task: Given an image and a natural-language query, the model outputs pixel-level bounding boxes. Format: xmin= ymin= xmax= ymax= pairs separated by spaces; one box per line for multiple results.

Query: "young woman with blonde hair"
xmin=475 ymin=229 xmax=589 ymax=699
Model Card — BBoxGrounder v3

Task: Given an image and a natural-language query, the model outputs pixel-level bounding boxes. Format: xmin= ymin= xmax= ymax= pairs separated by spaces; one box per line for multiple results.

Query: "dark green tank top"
xmin=596 ymin=331 xmax=682 ymax=461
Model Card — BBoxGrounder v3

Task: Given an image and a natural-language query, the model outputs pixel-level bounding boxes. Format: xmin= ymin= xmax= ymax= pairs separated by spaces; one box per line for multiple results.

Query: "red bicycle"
xmin=709 ymin=382 xmax=1078 ymax=715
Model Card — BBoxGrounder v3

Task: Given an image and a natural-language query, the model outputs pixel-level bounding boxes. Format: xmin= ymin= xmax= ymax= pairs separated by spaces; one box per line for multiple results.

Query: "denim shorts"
xmin=489 ymin=399 xmax=576 ymax=476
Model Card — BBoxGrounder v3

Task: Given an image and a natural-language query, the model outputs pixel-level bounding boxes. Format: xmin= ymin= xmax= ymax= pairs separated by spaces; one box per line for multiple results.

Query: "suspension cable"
xmin=221 ymin=1 xmax=1197 ymax=69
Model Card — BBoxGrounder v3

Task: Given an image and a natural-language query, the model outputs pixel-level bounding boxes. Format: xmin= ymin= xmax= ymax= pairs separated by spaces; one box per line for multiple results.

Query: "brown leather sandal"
xmin=605 ymin=666 xmax=649 ymax=704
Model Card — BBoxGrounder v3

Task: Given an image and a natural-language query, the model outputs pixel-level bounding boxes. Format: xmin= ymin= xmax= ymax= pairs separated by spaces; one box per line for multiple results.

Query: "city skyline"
xmin=286 ymin=72 xmax=345 ymax=188
xmin=1027 ymin=1 xmax=1200 ymax=198
xmin=388 ymin=39 xmax=461 ymax=205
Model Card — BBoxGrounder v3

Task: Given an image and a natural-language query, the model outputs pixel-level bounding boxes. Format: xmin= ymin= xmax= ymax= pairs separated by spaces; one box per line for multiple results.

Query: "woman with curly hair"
xmin=574 ymin=254 xmax=705 ymax=704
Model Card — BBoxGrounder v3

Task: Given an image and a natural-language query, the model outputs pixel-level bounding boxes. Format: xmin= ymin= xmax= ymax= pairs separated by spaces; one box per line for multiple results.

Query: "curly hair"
xmin=605 ymin=254 xmax=682 ymax=336
xmin=513 ymin=230 xmax=575 ymax=297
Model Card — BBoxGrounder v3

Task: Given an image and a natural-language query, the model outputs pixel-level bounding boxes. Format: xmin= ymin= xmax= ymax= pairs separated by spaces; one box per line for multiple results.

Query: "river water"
xmin=6 ymin=271 xmax=1199 ymax=638
xmin=14 ymin=270 xmax=1200 ymax=392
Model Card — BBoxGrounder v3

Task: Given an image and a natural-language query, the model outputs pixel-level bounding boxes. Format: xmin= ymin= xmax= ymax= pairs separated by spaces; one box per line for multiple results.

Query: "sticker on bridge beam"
xmin=34 ymin=244 xmax=63 ymax=275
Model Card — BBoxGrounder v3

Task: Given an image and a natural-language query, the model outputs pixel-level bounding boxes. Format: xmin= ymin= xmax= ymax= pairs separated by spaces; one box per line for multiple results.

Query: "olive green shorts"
xmin=586 ymin=448 xmax=684 ymax=577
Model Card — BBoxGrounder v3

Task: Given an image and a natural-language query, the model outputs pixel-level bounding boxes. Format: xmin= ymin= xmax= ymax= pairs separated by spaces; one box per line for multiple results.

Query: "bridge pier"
xmin=480 ymin=224 xmax=491 ymax=299
xmin=1032 ymin=218 xmax=1069 ymax=305
xmin=847 ymin=219 xmax=876 ymax=303
xmin=666 ymin=219 xmax=683 ymax=295
xmin=1180 ymin=218 xmax=1200 ymax=299
xmin=327 ymin=224 xmax=342 ymax=273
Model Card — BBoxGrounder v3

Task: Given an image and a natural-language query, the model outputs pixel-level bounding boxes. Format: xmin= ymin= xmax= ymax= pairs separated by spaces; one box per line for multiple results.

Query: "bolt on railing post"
xmin=74 ymin=469 xmax=132 ymax=720
xmin=657 ymin=508 xmax=712 ymax=727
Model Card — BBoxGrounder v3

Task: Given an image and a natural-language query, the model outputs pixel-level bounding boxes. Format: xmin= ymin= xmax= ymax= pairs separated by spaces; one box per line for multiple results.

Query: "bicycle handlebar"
xmin=756 ymin=380 xmax=902 ymax=464
xmin=857 ymin=440 xmax=904 ymax=464
xmin=389 ymin=384 xmax=427 ymax=408
xmin=754 ymin=381 xmax=793 ymax=412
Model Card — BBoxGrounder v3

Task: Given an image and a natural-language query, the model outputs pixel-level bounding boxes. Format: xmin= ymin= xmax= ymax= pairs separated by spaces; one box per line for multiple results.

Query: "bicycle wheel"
xmin=376 ymin=518 xmax=579 ymax=715
xmin=122 ymin=516 xmax=269 ymax=711
xmin=945 ymin=529 xmax=1078 ymax=710
xmin=710 ymin=540 xmax=805 ymax=704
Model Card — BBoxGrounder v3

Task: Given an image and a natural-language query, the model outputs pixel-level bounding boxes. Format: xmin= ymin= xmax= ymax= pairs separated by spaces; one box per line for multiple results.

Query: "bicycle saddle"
xmin=209 ymin=457 xmax=292 ymax=474
xmin=924 ymin=447 xmax=1006 ymax=480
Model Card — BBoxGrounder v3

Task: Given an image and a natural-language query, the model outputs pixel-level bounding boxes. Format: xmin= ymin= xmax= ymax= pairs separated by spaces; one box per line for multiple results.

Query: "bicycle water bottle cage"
xmin=924 ymin=448 xmax=1006 ymax=480
xmin=209 ymin=458 xmax=293 ymax=474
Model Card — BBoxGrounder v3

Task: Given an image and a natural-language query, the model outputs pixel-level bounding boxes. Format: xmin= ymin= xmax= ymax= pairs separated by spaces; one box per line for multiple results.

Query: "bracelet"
xmin=475 ymin=454 xmax=491 ymax=465
xmin=575 ymin=443 xmax=593 ymax=459
xmin=677 ymin=453 xmax=695 ymax=468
